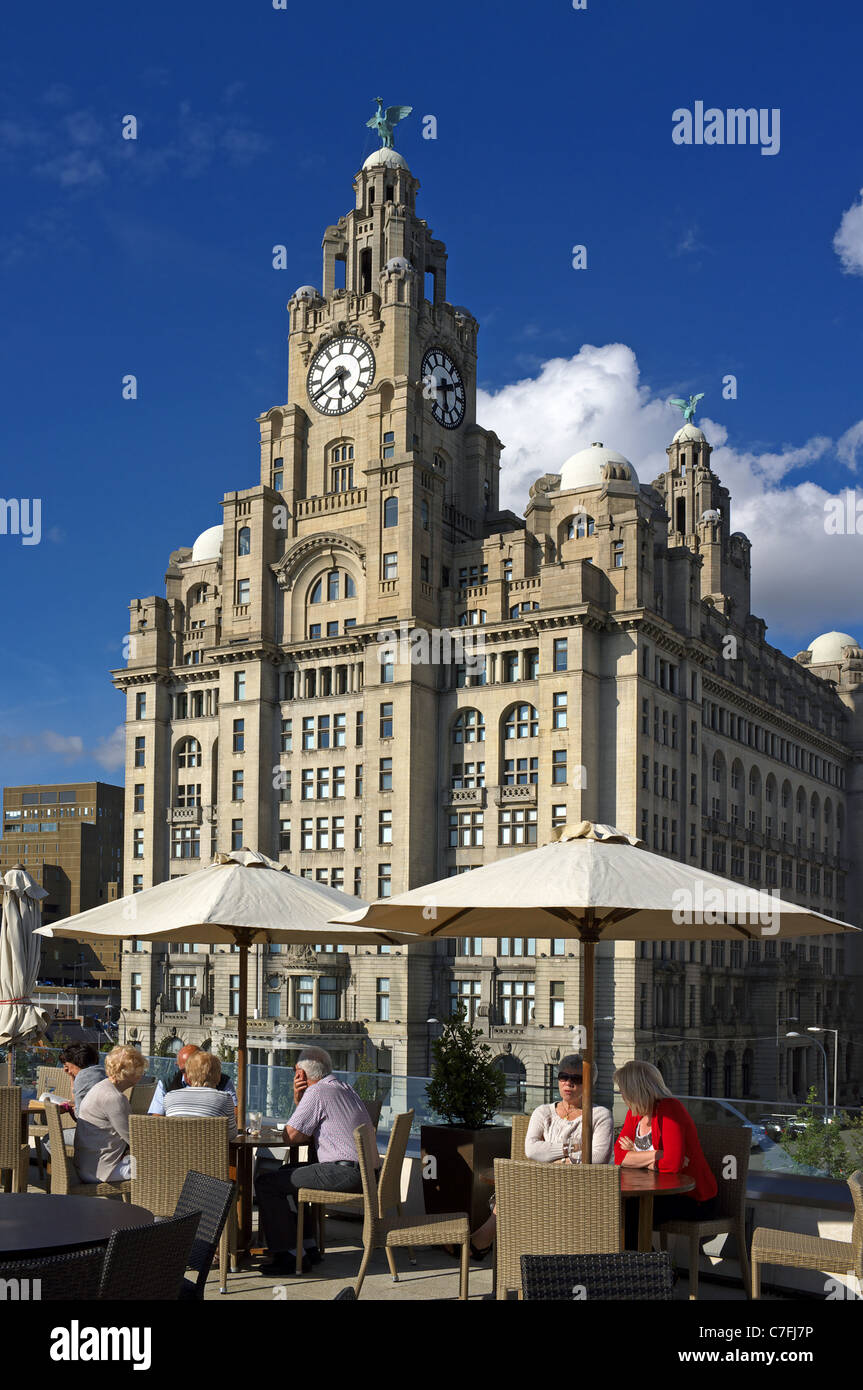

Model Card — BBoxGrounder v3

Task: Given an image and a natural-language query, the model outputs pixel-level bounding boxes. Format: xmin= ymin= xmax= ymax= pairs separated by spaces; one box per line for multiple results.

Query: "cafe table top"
xmin=619 ymin=1169 xmax=696 ymax=1198
xmin=0 ymin=1193 xmax=154 ymax=1259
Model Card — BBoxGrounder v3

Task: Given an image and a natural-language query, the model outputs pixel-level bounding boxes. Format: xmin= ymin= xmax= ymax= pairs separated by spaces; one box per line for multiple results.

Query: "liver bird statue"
xmin=367 ymin=97 xmax=412 ymax=149
xmin=669 ymin=392 xmax=704 ymax=424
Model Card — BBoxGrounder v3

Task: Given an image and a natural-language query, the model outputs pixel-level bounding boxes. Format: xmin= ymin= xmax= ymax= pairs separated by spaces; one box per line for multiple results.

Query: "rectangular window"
xmin=355 ymin=764 xmax=363 ymax=797
xmin=498 ymin=807 xmax=538 ymax=846
xmin=171 ymin=973 xmax=195 ymax=1012
xmin=378 ymin=863 xmax=392 ymax=898
xmin=130 ymin=972 xmax=142 ymax=1011
xmin=447 ymin=811 xmax=483 ymax=847
xmin=232 ymin=769 xmax=244 ymax=802
xmin=133 ymin=784 xmax=144 ymax=813
xmin=234 ymin=671 xmax=246 ymax=701
xmin=376 ymin=978 xmax=390 ymax=1021
xmin=132 ymin=876 xmax=143 ymax=894
xmin=550 ymin=981 xmax=565 ymax=1027
xmin=316 ymin=817 xmax=330 ymax=850
xmin=383 ymin=553 xmax=398 ymax=580
xmin=236 ymin=579 xmax=250 ymax=606
xmin=553 ymin=638 xmax=568 ymax=672
xmin=379 ymin=809 xmax=393 ymax=845
xmin=613 ymin=541 xmax=624 ymax=568
xmin=333 ymin=765 xmax=346 ymax=798
xmin=332 ymin=815 xmax=345 ymax=849
xmin=381 ymin=662 xmax=394 ymax=684
xmin=134 ymin=736 xmax=145 ymax=767
xmin=334 ymin=713 xmax=346 ymax=748
xmin=354 ymin=814 xmax=363 ymax=849
xmin=551 ymin=804 xmax=567 ymax=828
xmin=133 ymin=828 xmax=144 ymax=859
xmin=379 ymin=758 xmax=392 ymax=791
xmin=319 ymin=975 xmax=338 ymax=1021
xmin=301 ymin=769 xmax=314 ymax=800
xmin=231 ymin=818 xmax=243 ymax=851
xmin=552 ymin=692 xmax=567 ymax=729
xmin=451 ymin=979 xmax=482 ymax=1023
xmin=232 ymin=719 xmax=244 ymax=752
xmin=300 ymin=818 xmax=313 ymax=851
xmin=317 ymin=715 xmax=330 ymax=750
xmin=302 ymin=717 xmax=314 ymax=751
xmin=551 ymin=749 xmax=567 ymax=785
xmin=281 ymin=718 xmax=292 ymax=752
xmin=499 ymin=980 xmax=535 ymax=1025
xmin=355 ymin=711 xmax=364 ymax=746
xmin=380 ymin=702 xmax=393 ymax=738
xmin=420 ymin=555 xmax=429 ymax=582
xmin=279 ymin=819 xmax=291 ymax=852
xmin=171 ymin=826 xmax=201 ymax=859
xmin=316 ymin=767 xmax=330 ymax=799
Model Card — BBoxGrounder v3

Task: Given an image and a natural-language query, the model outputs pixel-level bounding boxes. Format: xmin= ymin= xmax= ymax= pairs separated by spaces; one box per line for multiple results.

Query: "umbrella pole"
xmin=582 ymin=939 xmax=595 ymax=1165
xmin=235 ymin=933 xmax=252 ymax=1132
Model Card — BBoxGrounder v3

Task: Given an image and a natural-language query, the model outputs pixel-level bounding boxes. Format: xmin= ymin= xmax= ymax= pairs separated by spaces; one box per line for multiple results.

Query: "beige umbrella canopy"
xmin=1 ymin=864 xmax=51 ymax=1078
xmin=37 ymin=849 xmax=414 ymax=1124
xmin=332 ymin=822 xmax=859 ymax=1160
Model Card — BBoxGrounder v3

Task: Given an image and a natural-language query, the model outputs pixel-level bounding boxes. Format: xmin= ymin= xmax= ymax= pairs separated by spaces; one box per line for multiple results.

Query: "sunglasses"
xmin=558 ymin=1072 xmax=583 ymax=1084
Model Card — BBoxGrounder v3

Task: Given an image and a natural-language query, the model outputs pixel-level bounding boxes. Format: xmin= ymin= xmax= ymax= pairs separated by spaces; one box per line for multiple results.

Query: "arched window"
xmin=345 ymin=573 xmax=356 ymax=598
xmin=383 ymin=497 xmax=398 ymax=528
xmin=509 ymin=601 xmax=539 ymax=618
xmin=453 ymin=709 xmax=485 ymax=744
xmin=310 ymin=579 xmax=323 ymax=604
xmin=188 ymin=583 xmax=208 ymax=607
xmin=327 ymin=571 xmax=340 ymax=602
xmin=567 ymin=514 xmax=595 ymax=540
xmin=176 ymin=737 xmax=202 ymax=769
xmin=504 ymin=703 xmax=538 ymax=740
xmin=237 ymin=527 xmax=251 ymax=556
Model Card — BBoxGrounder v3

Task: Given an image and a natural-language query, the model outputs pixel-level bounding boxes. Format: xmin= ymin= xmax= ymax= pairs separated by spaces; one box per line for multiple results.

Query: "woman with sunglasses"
xmin=468 ymin=1053 xmax=613 ymax=1257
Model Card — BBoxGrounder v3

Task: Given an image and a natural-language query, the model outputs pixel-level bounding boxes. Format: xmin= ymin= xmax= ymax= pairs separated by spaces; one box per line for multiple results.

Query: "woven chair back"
xmin=848 ymin=1171 xmax=863 ymax=1275
xmin=495 ymin=1158 xmax=621 ymax=1297
xmin=37 ymin=1066 xmax=73 ymax=1102
xmin=45 ymin=1099 xmax=78 ymax=1193
xmin=510 ymin=1113 xmax=530 ymax=1159
xmin=697 ymin=1123 xmax=751 ymax=1220
xmin=377 ymin=1110 xmax=413 ymax=1217
xmin=129 ymin=1115 xmax=230 ymax=1217
xmin=0 ymin=1086 xmax=23 ymax=1170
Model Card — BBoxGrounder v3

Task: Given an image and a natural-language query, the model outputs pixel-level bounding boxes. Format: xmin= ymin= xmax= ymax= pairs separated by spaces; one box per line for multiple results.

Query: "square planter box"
xmin=421 ymin=1123 xmax=511 ymax=1227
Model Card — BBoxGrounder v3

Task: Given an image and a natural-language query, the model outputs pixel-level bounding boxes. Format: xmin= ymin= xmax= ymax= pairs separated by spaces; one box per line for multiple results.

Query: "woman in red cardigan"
xmin=613 ymin=1060 xmax=718 ymax=1248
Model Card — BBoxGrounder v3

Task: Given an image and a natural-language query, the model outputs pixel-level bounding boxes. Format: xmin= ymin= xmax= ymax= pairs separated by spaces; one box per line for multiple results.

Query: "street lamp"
xmin=808 ymin=1027 xmax=839 ymax=1116
xmin=786 ymin=1032 xmax=829 ymax=1113
xmin=426 ymin=1017 xmax=439 ymax=1077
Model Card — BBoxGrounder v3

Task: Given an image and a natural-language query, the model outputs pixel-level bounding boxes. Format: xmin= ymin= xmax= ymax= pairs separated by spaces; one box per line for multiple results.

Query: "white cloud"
xmin=833 ymin=188 xmax=863 ymax=276
xmin=477 ymin=346 xmax=863 ymax=644
xmin=92 ymin=726 xmax=126 ymax=772
xmin=0 ymin=725 xmax=125 ymax=770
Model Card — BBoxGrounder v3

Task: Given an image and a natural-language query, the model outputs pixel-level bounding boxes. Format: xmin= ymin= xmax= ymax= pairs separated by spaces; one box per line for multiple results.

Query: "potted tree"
xmin=421 ymin=1012 xmax=509 ymax=1225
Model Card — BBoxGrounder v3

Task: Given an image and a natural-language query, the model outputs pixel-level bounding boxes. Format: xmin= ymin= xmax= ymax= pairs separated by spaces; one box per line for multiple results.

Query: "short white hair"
xmin=296 ymin=1047 xmax=333 ymax=1081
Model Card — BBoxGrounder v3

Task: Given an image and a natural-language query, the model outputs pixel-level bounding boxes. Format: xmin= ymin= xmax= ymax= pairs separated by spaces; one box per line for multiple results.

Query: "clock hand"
xmin=313 ymin=368 xmax=347 ymax=400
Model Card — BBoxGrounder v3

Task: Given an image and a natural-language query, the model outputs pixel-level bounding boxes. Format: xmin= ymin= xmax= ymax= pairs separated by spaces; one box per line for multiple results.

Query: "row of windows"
xmin=702 ymin=700 xmax=842 ymax=786
xmin=452 ymin=979 xmax=569 ymax=1027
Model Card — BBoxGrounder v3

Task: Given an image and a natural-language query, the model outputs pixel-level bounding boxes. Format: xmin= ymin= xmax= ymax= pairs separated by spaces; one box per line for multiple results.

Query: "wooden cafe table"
xmin=230 ymin=1128 xmax=305 ymax=1256
xmin=619 ymin=1168 xmax=695 ymax=1251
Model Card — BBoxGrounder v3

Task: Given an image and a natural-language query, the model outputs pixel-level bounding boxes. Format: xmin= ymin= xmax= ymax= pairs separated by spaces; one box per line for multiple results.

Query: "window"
xmin=319 ymin=975 xmax=338 ymax=1021
xmin=421 ymin=499 xmax=429 ymax=530
xmin=310 ymin=579 xmax=322 ymax=604
xmin=379 ymin=758 xmax=393 ymax=791
xmin=171 ymin=974 xmax=195 ymax=1012
xmin=378 ymin=863 xmax=392 ymax=897
xmin=316 ymin=767 xmax=330 ymax=799
xmin=382 ymin=431 xmax=395 ymax=460
xmin=376 ymin=978 xmax=390 ymax=1021
xmin=333 ymin=712 xmax=346 ymax=748
xmin=498 ymin=938 xmax=536 ymax=956
xmin=300 ymin=818 xmax=313 ymax=851
xmin=273 ymin=458 xmax=284 ymax=491
xmin=499 ymin=980 xmax=534 ymax=1024
xmin=381 ymin=662 xmax=394 ymax=684
xmin=229 ymin=975 xmax=240 ymax=1014
xmin=316 ymin=817 xmax=330 ymax=850
xmin=302 ymin=717 xmax=315 ymax=751
xmin=135 ymin=693 xmax=146 ymax=720
xmin=175 ymin=783 xmax=201 ymax=808
xmin=499 ymin=807 xmax=538 ymax=845
xmin=232 ymin=769 xmax=244 ymax=802
xmin=134 ymin=737 xmax=145 ymax=767
xmin=383 ymin=553 xmax=398 ymax=580
xmin=613 ymin=541 xmax=624 ymax=568
xmin=281 ymin=718 xmax=292 ymax=752
xmin=420 ymin=555 xmax=430 ymax=583
xmin=383 ymin=497 xmax=398 ymax=527
xmin=317 ymin=715 xmax=330 ymax=750
xmin=551 ymin=804 xmax=567 ymax=828
xmin=301 ymin=769 xmax=314 ymax=801
xmin=231 ymin=818 xmax=243 ymax=851
xmin=279 ymin=819 xmax=291 ymax=852
xmin=552 ymin=692 xmax=568 ymax=729
xmin=130 ymin=972 xmax=142 ymax=1010
xmin=550 ymin=981 xmax=565 ymax=1027
xmin=354 ymin=814 xmax=363 ymax=849
xmin=237 ymin=526 xmax=251 ymax=556
xmin=502 ymin=756 xmax=537 ymax=785
xmin=378 ymin=702 xmax=394 ymax=739
xmin=133 ymin=828 xmax=144 ymax=859
xmin=551 ymin=749 xmax=567 ymax=785
xmin=553 ymin=638 xmax=568 ymax=671
xmin=333 ymin=765 xmax=346 ymax=798
xmin=133 ymin=784 xmax=144 ymax=813
xmin=132 ymin=877 xmax=143 ymax=894
xmin=327 ymin=571 xmax=340 ymax=602
xmin=309 ymin=624 xmax=321 ymax=640
xmin=379 ymin=809 xmax=393 ymax=845
xmin=232 ymin=719 xmax=244 ymax=753
xmin=504 ymin=703 xmax=538 ymax=739
xmin=453 ymin=709 xmax=485 ymax=744
xmin=448 ymin=811 xmax=483 ymax=846
xmin=451 ymin=979 xmax=482 ymax=1023
xmin=236 ymin=579 xmax=250 ymax=606
xmin=171 ymin=825 xmax=201 ymax=859
xmin=355 ymin=764 xmax=363 ymax=797
xmin=296 ymin=976 xmax=314 ymax=1022
xmin=452 ymin=760 xmax=485 ymax=789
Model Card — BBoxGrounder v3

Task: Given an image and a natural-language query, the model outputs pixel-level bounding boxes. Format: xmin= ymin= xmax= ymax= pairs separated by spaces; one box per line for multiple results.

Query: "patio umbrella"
xmin=37 ymin=848 xmax=414 ymax=1125
xmin=330 ymin=821 xmax=860 ymax=1160
xmin=1 ymin=864 xmax=51 ymax=1082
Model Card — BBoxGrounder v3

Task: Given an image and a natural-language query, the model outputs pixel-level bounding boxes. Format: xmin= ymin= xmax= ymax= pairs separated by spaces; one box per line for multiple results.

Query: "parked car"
xmin=755 ymin=1113 xmax=808 ymax=1140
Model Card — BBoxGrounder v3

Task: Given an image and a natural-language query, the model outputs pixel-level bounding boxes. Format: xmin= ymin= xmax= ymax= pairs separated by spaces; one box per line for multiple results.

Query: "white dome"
xmin=673 ymin=423 xmax=706 ymax=444
xmin=292 ymin=285 xmax=318 ymax=302
xmin=190 ymin=524 xmax=224 ymax=563
xmin=807 ymin=631 xmax=860 ymax=664
xmin=363 ymin=148 xmax=410 ymax=171
xmin=384 ymin=256 xmax=411 ymax=274
xmin=559 ymin=441 xmax=639 ymax=492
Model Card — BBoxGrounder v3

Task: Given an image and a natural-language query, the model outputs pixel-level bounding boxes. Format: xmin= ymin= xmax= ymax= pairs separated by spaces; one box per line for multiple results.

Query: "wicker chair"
xmin=0 ymin=1246 xmax=106 ymax=1300
xmin=657 ymin=1123 xmax=751 ymax=1299
xmin=295 ymin=1110 xmax=412 ymax=1275
xmin=0 ymin=1086 xmax=31 ymax=1193
xmin=44 ymin=1100 xmax=131 ymax=1199
xmin=129 ymin=1115 xmax=235 ymax=1294
xmin=495 ymin=1159 xmax=621 ymax=1299
xmin=29 ymin=1066 xmax=75 ymax=1179
xmin=751 ymin=1170 xmax=863 ymax=1299
xmin=173 ymin=1170 xmax=235 ymax=1300
xmin=521 ymin=1251 xmax=675 ymax=1301
xmin=510 ymin=1113 xmax=530 ymax=1159
xmin=98 ymin=1211 xmax=202 ymax=1300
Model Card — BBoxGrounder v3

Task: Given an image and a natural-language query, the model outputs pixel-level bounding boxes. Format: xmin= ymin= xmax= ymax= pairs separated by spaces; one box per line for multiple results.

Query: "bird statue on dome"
xmin=669 ymin=392 xmax=704 ymax=424
xmin=367 ymin=97 xmax=412 ymax=149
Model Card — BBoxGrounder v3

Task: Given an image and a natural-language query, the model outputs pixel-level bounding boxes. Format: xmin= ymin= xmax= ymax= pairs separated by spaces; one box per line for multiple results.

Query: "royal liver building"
xmin=115 ymin=123 xmax=862 ymax=1107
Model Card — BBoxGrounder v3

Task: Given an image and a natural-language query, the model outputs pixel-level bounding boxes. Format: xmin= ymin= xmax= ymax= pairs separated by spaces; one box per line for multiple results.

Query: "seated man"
xmin=148 ymin=1043 xmax=237 ymax=1115
xmin=255 ymin=1046 xmax=380 ymax=1274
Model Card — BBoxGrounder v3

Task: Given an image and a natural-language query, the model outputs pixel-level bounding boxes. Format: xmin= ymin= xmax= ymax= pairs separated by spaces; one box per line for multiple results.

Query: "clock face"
xmin=422 ymin=348 xmax=465 ymax=429
xmin=307 ymin=337 xmax=375 ymax=415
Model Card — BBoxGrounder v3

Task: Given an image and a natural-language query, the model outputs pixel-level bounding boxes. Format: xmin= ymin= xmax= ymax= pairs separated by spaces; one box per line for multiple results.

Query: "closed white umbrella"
xmin=37 ymin=848 xmax=416 ymax=1124
xmin=331 ymin=821 xmax=859 ymax=1159
xmin=1 ymin=864 xmax=51 ymax=1082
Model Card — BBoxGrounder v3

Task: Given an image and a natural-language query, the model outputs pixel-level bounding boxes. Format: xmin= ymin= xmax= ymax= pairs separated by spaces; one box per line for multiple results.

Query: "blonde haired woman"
xmin=613 ymin=1059 xmax=717 ymax=1247
xmin=74 ymin=1044 xmax=146 ymax=1183
xmin=163 ymin=1049 xmax=237 ymax=1138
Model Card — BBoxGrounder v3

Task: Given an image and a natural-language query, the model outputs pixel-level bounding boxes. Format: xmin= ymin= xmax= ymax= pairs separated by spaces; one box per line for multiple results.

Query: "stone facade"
xmin=113 ymin=145 xmax=863 ymax=1105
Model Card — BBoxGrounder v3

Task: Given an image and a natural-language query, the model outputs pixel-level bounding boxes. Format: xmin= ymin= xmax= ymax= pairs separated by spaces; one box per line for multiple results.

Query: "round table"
xmin=230 ymin=1130 xmax=302 ymax=1255
xmin=619 ymin=1169 xmax=695 ymax=1251
xmin=0 ymin=1193 xmax=154 ymax=1259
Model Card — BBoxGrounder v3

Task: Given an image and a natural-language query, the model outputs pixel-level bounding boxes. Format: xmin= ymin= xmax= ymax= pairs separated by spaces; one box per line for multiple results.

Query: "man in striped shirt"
xmin=255 ymin=1046 xmax=380 ymax=1274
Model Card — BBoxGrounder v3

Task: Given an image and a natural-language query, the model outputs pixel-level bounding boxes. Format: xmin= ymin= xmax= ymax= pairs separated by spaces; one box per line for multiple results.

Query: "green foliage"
xmin=216 ymin=1040 xmax=236 ymax=1064
xmin=779 ymin=1087 xmax=863 ymax=1179
xmin=425 ymin=1011 xmax=506 ymax=1129
xmin=354 ymin=1041 xmax=377 ymax=1103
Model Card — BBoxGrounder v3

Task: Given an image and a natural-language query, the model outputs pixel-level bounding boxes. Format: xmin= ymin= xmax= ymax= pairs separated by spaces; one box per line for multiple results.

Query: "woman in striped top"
xmin=163 ymin=1050 xmax=238 ymax=1139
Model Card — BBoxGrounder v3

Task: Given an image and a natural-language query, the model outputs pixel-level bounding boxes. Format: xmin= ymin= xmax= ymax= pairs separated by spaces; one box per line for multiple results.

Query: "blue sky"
xmin=1 ymin=0 xmax=862 ymax=789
